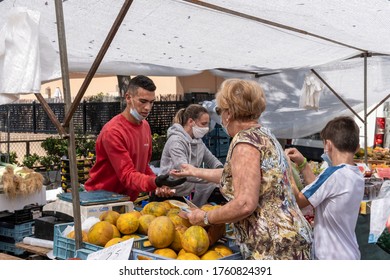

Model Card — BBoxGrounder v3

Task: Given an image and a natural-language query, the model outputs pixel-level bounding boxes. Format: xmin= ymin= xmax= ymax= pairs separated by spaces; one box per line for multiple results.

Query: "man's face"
xmin=127 ymin=87 xmax=156 ymax=118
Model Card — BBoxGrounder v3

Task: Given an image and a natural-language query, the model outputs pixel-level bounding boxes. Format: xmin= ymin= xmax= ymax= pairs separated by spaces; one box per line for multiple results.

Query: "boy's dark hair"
xmin=320 ymin=116 xmax=359 ymax=153
xmin=128 ymin=75 xmax=156 ymax=95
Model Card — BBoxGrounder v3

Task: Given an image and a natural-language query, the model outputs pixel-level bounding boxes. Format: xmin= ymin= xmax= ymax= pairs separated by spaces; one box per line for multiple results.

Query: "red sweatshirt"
xmin=84 ymin=114 xmax=157 ymax=201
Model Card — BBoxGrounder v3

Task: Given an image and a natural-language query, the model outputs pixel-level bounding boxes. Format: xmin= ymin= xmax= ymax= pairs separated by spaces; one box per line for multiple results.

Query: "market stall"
xmin=1 ymin=0 xmax=390 ymax=260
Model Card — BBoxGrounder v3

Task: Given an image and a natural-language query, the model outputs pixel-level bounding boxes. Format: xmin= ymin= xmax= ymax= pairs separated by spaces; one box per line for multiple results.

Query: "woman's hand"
xmin=179 ymin=209 xmax=225 ymax=245
xmin=184 ymin=208 xmax=205 ymax=225
xmin=170 ymin=163 xmax=197 ymax=177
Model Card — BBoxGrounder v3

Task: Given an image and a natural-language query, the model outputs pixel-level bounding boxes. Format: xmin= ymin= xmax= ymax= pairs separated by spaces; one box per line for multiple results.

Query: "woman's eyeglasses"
xmin=215 ymin=107 xmax=222 ymax=115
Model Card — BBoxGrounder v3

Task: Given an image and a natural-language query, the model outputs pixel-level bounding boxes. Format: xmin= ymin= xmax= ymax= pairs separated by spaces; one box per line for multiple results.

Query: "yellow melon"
xmin=99 ymin=210 xmax=120 ymax=225
xmin=211 ymin=244 xmax=233 ymax=257
xmin=167 ymin=212 xmax=191 ymax=228
xmin=141 ymin=202 xmax=168 ymax=217
xmin=167 ymin=207 xmax=181 ymax=216
xmin=66 ymin=230 xmax=89 ymax=242
xmin=143 ymin=240 xmax=152 ymax=247
xmin=169 ymin=225 xmax=188 ymax=252
xmin=154 ymin=248 xmax=177 ymax=259
xmin=104 ymin=237 xmax=123 ymax=248
xmin=160 ymin=201 xmax=172 ymax=211
xmin=111 ymin=224 xmax=121 ymax=238
xmin=130 ymin=210 xmax=142 ymax=219
xmin=137 ymin=214 xmax=156 ymax=235
xmin=200 ymin=250 xmax=223 ymax=260
xmin=201 ymin=204 xmax=221 ymax=212
xmin=116 ymin=212 xmax=140 ymax=235
xmin=122 ymin=234 xmax=141 ymax=240
xmin=137 ymin=255 xmax=152 ymax=260
xmin=200 ymin=204 xmax=215 ymax=212
xmin=87 ymin=221 xmax=116 ymax=247
xmin=181 ymin=225 xmax=210 ymax=256
xmin=147 ymin=216 xmax=175 ymax=248
xmin=167 ymin=200 xmax=190 ymax=211
xmin=178 ymin=248 xmax=187 ymax=256
xmin=176 ymin=252 xmax=200 ymax=260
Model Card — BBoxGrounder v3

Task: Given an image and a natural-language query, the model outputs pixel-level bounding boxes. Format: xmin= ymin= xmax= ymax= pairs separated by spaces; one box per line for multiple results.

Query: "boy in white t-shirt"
xmin=286 ymin=116 xmax=364 ymax=260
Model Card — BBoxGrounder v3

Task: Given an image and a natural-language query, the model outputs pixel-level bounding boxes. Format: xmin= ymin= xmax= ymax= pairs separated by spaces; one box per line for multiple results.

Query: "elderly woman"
xmin=171 ymin=79 xmax=313 ymax=260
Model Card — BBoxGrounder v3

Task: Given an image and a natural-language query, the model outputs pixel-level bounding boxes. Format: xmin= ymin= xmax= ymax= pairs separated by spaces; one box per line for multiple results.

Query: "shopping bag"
xmin=368 ymin=181 xmax=390 ymax=243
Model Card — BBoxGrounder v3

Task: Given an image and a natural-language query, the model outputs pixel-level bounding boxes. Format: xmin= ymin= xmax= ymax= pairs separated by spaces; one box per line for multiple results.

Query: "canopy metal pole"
xmin=33 ymin=93 xmax=67 ymax=136
xmin=63 ymin=0 xmax=134 ymax=128
xmin=54 ymin=0 xmax=82 ymax=249
xmin=183 ymin=0 xmax=366 ymax=52
xmin=367 ymin=92 xmax=390 ymax=116
xmin=363 ymin=52 xmax=368 ymax=165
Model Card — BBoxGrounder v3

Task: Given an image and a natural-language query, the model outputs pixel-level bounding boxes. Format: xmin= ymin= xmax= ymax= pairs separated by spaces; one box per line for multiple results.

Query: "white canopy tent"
xmin=2 ymin=0 xmax=390 ymax=253
xmin=1 ymin=0 xmax=390 ymax=139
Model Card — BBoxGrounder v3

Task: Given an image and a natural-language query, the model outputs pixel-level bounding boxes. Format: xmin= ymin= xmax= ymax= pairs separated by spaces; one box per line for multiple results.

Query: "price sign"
xmin=87 ymin=238 xmax=134 ymax=260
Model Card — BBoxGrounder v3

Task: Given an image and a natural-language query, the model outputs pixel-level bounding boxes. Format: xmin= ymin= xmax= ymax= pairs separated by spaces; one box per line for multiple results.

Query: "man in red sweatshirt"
xmin=85 ymin=75 xmax=185 ymax=201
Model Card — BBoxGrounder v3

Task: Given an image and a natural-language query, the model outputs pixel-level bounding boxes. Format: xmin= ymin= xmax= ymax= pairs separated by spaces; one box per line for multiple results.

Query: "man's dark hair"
xmin=128 ymin=75 xmax=156 ymax=95
xmin=320 ymin=116 xmax=360 ymax=153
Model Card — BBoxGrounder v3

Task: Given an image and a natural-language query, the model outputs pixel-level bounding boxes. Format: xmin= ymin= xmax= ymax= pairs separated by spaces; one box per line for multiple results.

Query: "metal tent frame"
xmin=35 ymin=0 xmax=134 ymax=249
xmin=37 ymin=0 xmax=388 ymax=249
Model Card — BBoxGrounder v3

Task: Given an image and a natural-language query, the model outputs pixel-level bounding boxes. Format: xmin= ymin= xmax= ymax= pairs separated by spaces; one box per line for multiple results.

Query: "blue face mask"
xmin=130 ymin=107 xmax=145 ymax=122
xmin=130 ymin=99 xmax=146 ymax=122
xmin=321 ymin=152 xmax=332 ymax=167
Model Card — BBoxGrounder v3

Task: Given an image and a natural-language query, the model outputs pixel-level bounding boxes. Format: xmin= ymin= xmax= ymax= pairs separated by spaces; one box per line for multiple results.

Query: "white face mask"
xmin=221 ymin=119 xmax=230 ymax=137
xmin=192 ymin=125 xmax=209 ymax=139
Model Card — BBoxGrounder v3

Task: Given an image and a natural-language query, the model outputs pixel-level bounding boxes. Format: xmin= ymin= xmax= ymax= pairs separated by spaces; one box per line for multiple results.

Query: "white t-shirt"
xmin=302 ymin=164 xmax=364 ymax=260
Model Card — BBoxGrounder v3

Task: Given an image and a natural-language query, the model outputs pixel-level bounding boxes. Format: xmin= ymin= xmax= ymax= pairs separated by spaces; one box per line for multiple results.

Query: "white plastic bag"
xmin=368 ymin=181 xmax=390 ymax=243
xmin=0 ymin=7 xmax=59 ymax=96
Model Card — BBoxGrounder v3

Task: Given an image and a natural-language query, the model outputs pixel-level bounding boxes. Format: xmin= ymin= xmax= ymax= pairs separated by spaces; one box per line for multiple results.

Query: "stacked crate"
xmin=0 ymin=206 xmax=41 ymax=256
xmin=60 ymin=157 xmax=95 ymax=192
xmin=203 ymin=124 xmax=231 ymax=162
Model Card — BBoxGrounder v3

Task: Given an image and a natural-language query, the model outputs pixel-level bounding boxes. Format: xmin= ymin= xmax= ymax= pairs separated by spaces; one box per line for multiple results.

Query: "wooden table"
xmin=15 ymin=242 xmax=52 ymax=258
xmin=0 ymin=252 xmax=23 ymax=260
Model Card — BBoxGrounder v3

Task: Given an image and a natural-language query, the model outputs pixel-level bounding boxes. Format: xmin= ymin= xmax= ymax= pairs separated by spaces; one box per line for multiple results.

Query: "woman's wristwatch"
xmin=203 ymin=211 xmax=211 ymax=226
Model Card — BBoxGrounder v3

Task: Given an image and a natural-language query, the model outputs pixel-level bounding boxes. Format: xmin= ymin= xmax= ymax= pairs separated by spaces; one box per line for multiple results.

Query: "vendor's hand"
xmin=386 ymin=214 xmax=390 ymax=233
xmin=170 ymin=164 xmax=197 ymax=177
xmin=285 ymin=147 xmax=305 ymax=165
xmin=154 ymin=186 xmax=176 ymax=197
xmin=155 ymin=174 xmax=186 ymax=188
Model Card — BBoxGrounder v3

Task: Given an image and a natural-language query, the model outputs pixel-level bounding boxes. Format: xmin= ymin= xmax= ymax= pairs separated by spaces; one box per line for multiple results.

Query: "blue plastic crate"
xmin=0 ymin=221 xmax=35 ymax=242
xmin=74 ymin=248 xmax=96 ymax=260
xmin=132 ymin=236 xmax=153 ymax=250
xmin=129 ymin=233 xmax=241 ymax=260
xmin=0 ymin=241 xmax=25 ymax=255
xmin=131 ymin=248 xmax=173 ymax=260
xmin=130 ymin=246 xmax=242 ymax=260
xmin=53 ymin=222 xmax=103 ymax=260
